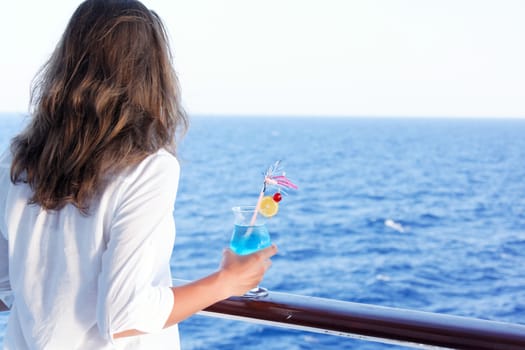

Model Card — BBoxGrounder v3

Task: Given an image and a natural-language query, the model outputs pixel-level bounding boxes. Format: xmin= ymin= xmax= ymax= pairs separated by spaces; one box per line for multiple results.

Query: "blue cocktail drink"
xmin=229 ymin=161 xmax=298 ymax=298
xmin=230 ymin=206 xmax=271 ymax=297
xmin=230 ymin=206 xmax=271 ymax=255
xmin=230 ymin=224 xmax=271 ymax=255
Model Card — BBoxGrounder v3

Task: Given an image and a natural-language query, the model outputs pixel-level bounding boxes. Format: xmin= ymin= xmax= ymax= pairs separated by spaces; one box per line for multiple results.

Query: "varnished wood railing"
xmin=193 ymin=284 xmax=525 ymax=350
xmin=2 ymin=281 xmax=525 ymax=349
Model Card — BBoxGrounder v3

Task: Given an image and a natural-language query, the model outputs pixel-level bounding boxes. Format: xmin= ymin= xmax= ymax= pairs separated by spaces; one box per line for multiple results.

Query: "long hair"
xmin=10 ymin=0 xmax=187 ymax=214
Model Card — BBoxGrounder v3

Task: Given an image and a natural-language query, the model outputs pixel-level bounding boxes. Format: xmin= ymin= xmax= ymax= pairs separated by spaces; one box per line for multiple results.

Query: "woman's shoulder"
xmin=117 ymin=148 xmax=180 ymax=184
xmin=102 ymin=148 xmax=180 ymax=207
xmin=140 ymin=148 xmax=180 ymax=175
xmin=151 ymin=148 xmax=179 ymax=165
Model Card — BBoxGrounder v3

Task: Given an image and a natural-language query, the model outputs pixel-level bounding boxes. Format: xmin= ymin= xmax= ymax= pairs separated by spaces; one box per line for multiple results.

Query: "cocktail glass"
xmin=230 ymin=205 xmax=271 ymax=297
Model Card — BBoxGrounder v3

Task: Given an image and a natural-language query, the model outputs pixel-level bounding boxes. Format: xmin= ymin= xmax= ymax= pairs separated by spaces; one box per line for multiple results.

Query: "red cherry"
xmin=272 ymin=192 xmax=282 ymax=202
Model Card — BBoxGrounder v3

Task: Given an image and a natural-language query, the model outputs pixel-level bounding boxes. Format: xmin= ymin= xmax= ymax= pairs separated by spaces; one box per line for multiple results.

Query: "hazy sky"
xmin=1 ymin=0 xmax=524 ymax=117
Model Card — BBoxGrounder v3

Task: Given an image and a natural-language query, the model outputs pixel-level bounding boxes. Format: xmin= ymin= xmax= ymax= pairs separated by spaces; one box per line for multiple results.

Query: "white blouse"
xmin=0 ymin=148 xmax=180 ymax=349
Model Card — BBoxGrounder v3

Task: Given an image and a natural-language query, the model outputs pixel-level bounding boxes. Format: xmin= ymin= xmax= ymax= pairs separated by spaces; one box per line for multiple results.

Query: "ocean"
xmin=1 ymin=114 xmax=524 ymax=349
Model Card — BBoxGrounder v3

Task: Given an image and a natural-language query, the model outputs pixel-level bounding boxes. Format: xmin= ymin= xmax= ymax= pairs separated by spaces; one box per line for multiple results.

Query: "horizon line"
xmin=1 ymin=111 xmax=524 ymax=120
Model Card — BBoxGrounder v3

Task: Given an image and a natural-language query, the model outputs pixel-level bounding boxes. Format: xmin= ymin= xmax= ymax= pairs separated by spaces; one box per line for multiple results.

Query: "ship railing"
xmin=172 ymin=280 xmax=525 ymax=350
xmin=2 ymin=279 xmax=525 ymax=349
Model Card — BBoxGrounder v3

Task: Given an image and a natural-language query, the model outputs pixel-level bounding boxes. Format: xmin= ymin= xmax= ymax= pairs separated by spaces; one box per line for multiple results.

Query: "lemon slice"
xmin=259 ymin=196 xmax=279 ymax=217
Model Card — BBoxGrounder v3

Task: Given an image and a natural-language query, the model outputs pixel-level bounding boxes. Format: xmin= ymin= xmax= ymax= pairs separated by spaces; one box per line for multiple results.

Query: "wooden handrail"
xmin=2 ymin=281 xmax=525 ymax=349
xmin=193 ymin=284 xmax=525 ymax=349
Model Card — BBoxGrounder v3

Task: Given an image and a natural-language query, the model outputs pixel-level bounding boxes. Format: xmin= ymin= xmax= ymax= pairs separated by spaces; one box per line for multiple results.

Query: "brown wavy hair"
xmin=10 ymin=0 xmax=187 ymax=214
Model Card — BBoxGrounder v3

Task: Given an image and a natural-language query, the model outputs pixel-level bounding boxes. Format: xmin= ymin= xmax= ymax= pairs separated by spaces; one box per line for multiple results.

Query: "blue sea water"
xmin=1 ymin=114 xmax=524 ymax=349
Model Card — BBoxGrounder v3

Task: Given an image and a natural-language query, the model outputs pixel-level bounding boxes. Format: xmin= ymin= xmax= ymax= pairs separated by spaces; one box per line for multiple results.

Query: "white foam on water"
xmin=384 ymin=219 xmax=405 ymax=233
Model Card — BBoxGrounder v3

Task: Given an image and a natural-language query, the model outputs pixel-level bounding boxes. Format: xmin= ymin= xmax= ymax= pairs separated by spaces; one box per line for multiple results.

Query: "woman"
xmin=0 ymin=0 xmax=277 ymax=348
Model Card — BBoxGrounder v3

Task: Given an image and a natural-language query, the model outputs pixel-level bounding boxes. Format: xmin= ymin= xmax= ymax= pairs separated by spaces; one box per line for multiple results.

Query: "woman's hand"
xmin=218 ymin=244 xmax=278 ymax=298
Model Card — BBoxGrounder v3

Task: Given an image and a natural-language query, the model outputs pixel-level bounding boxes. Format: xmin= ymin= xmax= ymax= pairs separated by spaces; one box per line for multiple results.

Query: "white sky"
xmin=1 ymin=0 xmax=525 ymax=118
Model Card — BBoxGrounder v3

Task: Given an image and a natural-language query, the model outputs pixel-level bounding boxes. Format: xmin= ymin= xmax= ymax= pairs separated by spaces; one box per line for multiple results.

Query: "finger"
xmin=221 ymin=248 xmax=231 ymax=262
xmin=223 ymin=248 xmax=240 ymax=260
xmin=263 ymin=258 xmax=272 ymax=271
xmin=258 ymin=244 xmax=278 ymax=259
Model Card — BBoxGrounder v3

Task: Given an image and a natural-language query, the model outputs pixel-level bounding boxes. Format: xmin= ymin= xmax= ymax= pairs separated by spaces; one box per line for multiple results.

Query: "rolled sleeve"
xmin=96 ymin=152 xmax=179 ymax=341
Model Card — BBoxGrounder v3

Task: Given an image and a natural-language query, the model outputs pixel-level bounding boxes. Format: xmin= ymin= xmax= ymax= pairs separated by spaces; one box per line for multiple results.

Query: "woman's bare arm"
xmin=113 ymin=244 xmax=277 ymax=339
